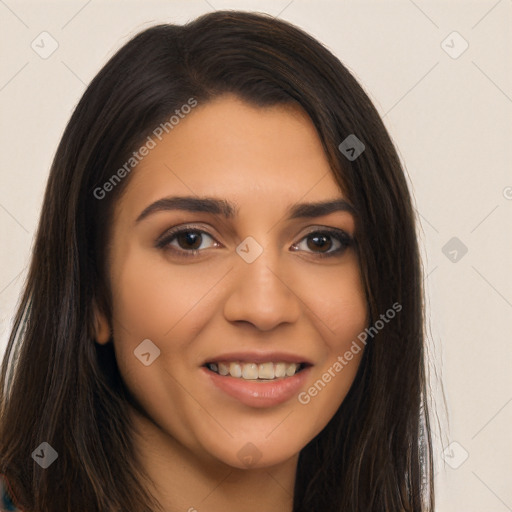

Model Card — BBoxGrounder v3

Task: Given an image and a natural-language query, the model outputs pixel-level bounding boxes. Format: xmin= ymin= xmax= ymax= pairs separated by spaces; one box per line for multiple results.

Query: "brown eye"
xmin=306 ymin=233 xmax=332 ymax=253
xmin=156 ymin=227 xmax=219 ymax=255
xmin=175 ymin=231 xmax=203 ymax=250
xmin=291 ymin=229 xmax=353 ymax=258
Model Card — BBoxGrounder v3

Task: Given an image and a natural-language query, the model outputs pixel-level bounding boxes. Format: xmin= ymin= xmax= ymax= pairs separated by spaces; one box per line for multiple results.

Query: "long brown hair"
xmin=0 ymin=11 xmax=434 ymax=511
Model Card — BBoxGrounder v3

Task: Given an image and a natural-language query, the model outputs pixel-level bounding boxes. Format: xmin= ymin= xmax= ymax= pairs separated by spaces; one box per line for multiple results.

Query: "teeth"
xmin=208 ymin=361 xmax=303 ymax=380
xmin=258 ymin=362 xmax=274 ymax=379
xmin=229 ymin=362 xmax=242 ymax=378
xmin=274 ymin=362 xmax=286 ymax=378
xmin=286 ymin=363 xmax=298 ymax=377
xmin=218 ymin=362 xmax=229 ymax=376
xmin=242 ymin=363 xmax=258 ymax=380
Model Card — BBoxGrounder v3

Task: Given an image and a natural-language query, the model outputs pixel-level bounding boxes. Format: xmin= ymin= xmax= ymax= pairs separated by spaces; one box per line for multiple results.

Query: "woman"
xmin=0 ymin=10 xmax=434 ymax=512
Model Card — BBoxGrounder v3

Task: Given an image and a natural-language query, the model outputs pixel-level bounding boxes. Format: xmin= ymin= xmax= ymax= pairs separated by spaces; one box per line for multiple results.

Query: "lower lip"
xmin=202 ymin=366 xmax=311 ymax=408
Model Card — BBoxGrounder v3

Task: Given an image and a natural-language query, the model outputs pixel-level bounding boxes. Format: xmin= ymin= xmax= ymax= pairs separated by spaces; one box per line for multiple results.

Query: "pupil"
xmin=178 ymin=231 xmax=201 ymax=249
xmin=308 ymin=234 xmax=331 ymax=252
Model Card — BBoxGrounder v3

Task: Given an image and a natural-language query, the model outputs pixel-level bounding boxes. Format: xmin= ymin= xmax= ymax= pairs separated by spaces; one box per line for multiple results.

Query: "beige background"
xmin=1 ymin=1 xmax=511 ymax=510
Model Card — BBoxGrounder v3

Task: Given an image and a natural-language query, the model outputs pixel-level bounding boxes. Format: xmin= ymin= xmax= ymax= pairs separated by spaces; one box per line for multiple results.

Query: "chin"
xmin=203 ymin=436 xmax=303 ymax=471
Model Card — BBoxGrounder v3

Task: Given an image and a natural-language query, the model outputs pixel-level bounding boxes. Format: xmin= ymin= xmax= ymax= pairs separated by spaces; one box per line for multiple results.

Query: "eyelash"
xmin=155 ymin=224 xmax=354 ymax=260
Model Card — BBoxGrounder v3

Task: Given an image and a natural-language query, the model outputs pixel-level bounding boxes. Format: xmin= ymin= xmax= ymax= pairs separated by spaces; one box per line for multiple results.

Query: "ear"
xmin=92 ymin=299 xmax=111 ymax=345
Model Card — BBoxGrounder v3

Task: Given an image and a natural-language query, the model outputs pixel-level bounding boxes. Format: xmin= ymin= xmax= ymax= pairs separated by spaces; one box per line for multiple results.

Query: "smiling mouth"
xmin=204 ymin=361 xmax=309 ymax=381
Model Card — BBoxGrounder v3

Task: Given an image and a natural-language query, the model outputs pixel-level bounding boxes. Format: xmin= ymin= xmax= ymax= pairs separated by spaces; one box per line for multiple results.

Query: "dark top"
xmin=0 ymin=475 xmax=20 ymax=511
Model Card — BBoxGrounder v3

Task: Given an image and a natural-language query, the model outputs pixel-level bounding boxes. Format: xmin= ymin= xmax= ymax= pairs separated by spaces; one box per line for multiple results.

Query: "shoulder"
xmin=0 ymin=474 xmax=21 ymax=511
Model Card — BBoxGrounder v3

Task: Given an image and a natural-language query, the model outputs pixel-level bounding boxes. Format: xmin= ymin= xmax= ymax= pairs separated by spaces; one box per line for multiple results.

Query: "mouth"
xmin=202 ymin=360 xmax=312 ymax=408
xmin=204 ymin=361 xmax=310 ymax=381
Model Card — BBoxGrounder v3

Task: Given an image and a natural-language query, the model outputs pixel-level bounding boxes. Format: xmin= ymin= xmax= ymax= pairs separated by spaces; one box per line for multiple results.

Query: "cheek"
xmin=292 ymin=256 xmax=367 ymax=430
xmin=299 ymin=254 xmax=368 ymax=342
xmin=106 ymin=250 xmax=204 ymax=431
xmin=107 ymin=246 xmax=232 ymax=399
xmin=110 ymin=247 xmax=224 ymax=340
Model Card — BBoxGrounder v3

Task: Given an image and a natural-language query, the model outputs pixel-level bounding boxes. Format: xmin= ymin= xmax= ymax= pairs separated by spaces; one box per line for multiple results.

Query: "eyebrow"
xmin=135 ymin=195 xmax=356 ymax=223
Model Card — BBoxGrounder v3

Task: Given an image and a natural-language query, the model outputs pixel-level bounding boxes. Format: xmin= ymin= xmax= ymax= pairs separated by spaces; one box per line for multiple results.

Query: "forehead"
xmin=116 ymin=94 xmax=345 ymax=218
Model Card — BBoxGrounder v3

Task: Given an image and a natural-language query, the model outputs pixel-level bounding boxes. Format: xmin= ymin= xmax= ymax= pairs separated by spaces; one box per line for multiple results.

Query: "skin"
xmin=94 ymin=94 xmax=368 ymax=512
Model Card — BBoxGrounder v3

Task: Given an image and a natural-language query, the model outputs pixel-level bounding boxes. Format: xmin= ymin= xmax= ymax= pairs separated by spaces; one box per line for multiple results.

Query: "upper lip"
xmin=202 ymin=351 xmax=313 ymax=365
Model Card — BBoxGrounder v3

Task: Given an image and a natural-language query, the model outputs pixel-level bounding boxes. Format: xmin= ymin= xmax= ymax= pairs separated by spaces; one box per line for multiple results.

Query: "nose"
xmin=222 ymin=243 xmax=302 ymax=331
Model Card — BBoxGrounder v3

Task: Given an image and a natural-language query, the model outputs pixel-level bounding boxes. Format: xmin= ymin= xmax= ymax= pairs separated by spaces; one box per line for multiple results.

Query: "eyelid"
xmin=295 ymin=225 xmax=354 ymax=246
xmin=154 ymin=223 xmax=222 ymax=249
xmin=300 ymin=225 xmax=353 ymax=238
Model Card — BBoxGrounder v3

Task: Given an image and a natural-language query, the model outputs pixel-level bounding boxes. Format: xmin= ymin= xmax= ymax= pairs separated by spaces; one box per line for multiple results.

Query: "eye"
xmin=155 ymin=226 xmax=220 ymax=256
xmin=290 ymin=228 xmax=353 ymax=258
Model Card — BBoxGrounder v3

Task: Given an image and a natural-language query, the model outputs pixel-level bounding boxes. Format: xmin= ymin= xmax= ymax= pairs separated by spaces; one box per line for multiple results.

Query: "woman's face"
xmin=96 ymin=94 xmax=368 ymax=470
